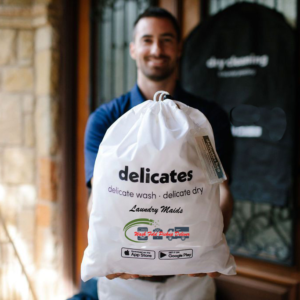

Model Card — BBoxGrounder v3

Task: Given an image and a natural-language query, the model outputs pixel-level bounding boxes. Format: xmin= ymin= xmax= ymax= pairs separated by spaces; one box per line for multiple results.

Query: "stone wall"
xmin=0 ymin=0 xmax=64 ymax=299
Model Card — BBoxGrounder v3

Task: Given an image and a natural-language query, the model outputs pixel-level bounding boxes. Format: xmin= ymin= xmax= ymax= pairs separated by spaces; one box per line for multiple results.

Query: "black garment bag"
xmin=181 ymin=3 xmax=296 ymax=206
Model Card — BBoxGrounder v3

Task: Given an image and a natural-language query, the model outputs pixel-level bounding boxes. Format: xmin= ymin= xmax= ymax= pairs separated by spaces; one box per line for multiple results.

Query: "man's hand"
xmin=187 ymin=272 xmax=221 ymax=278
xmin=106 ymin=273 xmax=221 ymax=280
xmin=106 ymin=273 xmax=152 ymax=280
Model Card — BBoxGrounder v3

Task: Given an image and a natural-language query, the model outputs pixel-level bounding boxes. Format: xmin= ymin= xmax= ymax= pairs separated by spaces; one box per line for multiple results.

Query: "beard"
xmin=140 ymin=55 xmax=177 ymax=81
xmin=144 ymin=67 xmax=175 ymax=81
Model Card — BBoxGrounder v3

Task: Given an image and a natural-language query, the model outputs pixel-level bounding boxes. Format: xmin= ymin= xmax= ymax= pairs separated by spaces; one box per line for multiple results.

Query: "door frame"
xmin=75 ymin=0 xmax=91 ymax=285
xmin=60 ymin=0 xmax=79 ymax=293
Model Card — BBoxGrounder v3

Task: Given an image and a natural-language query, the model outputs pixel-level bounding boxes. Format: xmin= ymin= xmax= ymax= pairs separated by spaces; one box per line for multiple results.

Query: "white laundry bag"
xmin=81 ymin=91 xmax=236 ymax=281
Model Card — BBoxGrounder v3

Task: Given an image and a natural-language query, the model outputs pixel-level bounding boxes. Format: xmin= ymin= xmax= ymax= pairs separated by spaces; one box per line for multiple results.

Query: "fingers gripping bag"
xmin=81 ymin=91 xmax=236 ymax=281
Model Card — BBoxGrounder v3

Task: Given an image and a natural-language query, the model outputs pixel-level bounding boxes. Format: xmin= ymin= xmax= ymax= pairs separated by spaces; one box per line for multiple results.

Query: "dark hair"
xmin=133 ymin=7 xmax=181 ymax=41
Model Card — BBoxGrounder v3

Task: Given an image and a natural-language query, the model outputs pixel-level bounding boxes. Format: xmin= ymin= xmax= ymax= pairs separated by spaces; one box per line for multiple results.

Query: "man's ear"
xmin=129 ymin=42 xmax=136 ymax=60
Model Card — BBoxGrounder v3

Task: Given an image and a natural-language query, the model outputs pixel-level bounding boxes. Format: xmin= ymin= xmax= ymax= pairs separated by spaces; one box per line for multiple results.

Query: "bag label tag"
xmin=192 ymin=128 xmax=227 ymax=184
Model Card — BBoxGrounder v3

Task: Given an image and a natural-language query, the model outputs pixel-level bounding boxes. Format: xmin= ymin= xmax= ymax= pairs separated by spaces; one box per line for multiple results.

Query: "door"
xmin=75 ymin=1 xmax=300 ymax=298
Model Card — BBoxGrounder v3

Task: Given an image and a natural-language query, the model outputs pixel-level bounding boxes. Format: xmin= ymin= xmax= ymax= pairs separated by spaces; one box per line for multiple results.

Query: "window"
xmin=91 ymin=0 xmax=155 ymax=110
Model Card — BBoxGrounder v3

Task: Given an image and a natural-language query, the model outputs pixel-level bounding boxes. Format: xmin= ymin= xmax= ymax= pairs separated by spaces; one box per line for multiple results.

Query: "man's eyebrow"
xmin=160 ymin=33 xmax=176 ymax=38
xmin=140 ymin=33 xmax=176 ymax=39
xmin=140 ymin=34 xmax=153 ymax=39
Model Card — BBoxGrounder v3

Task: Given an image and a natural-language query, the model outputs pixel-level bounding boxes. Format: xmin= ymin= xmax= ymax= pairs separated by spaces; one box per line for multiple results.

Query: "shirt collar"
xmin=173 ymin=82 xmax=184 ymax=100
xmin=130 ymin=84 xmax=146 ymax=107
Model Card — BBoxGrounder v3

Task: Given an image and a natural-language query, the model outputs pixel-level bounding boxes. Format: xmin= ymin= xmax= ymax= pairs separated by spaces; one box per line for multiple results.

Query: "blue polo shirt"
xmin=84 ymin=84 xmax=232 ymax=187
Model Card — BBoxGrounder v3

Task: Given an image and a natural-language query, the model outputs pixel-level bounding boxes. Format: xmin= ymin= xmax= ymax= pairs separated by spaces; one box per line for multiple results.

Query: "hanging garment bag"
xmin=181 ymin=3 xmax=296 ymax=206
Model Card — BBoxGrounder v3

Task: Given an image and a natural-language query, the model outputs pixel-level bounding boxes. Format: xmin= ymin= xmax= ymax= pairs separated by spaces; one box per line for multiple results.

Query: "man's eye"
xmin=143 ymin=39 xmax=152 ymax=43
xmin=163 ymin=38 xmax=173 ymax=43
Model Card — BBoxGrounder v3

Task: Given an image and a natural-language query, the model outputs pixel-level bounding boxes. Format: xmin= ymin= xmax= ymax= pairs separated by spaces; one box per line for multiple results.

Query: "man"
xmin=85 ymin=7 xmax=233 ymax=300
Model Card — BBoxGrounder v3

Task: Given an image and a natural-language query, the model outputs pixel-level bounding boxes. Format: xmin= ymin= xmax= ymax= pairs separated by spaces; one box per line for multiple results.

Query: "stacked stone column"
xmin=0 ymin=1 xmax=63 ymax=299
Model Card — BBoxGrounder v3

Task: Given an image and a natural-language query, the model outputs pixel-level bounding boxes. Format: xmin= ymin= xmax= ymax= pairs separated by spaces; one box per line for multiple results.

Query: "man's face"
xmin=130 ymin=17 xmax=181 ymax=82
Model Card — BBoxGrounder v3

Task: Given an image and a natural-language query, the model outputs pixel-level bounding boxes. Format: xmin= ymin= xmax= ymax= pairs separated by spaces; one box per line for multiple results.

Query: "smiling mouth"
xmin=147 ymin=58 xmax=169 ymax=66
xmin=150 ymin=60 xmax=165 ymax=65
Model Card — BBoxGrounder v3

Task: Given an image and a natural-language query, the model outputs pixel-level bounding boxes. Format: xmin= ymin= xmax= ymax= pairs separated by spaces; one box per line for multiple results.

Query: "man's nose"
xmin=150 ymin=41 xmax=163 ymax=56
